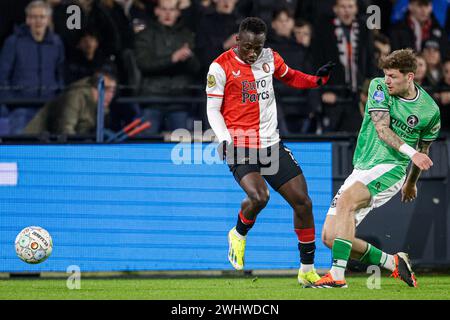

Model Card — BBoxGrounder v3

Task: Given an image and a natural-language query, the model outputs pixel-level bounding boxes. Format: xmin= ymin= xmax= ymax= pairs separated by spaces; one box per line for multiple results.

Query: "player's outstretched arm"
xmin=370 ymin=110 xmax=433 ymax=171
xmin=273 ymin=50 xmax=334 ymax=89
xmin=277 ymin=62 xmax=335 ymax=89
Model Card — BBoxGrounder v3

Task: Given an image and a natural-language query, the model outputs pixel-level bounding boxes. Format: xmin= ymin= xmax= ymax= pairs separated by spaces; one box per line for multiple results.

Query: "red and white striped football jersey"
xmin=206 ymin=47 xmax=290 ymax=148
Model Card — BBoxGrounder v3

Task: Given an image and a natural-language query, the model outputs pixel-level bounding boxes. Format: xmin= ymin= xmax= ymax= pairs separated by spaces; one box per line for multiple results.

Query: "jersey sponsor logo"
xmin=262 ymin=63 xmax=270 ymax=73
xmin=406 ymin=115 xmax=419 ymax=128
xmin=232 ymin=70 xmax=241 ymax=78
xmin=241 ymin=79 xmax=270 ymax=103
xmin=391 ymin=117 xmax=418 ymax=135
xmin=207 ymin=74 xmax=216 ymax=88
xmin=373 ymin=90 xmax=385 ymax=103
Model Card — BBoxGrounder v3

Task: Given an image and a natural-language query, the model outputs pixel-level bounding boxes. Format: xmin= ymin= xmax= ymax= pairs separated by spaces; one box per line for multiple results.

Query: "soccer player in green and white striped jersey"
xmin=310 ymin=49 xmax=441 ymax=288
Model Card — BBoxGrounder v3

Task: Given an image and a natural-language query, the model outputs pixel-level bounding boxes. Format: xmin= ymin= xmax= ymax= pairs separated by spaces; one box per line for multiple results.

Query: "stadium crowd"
xmin=0 ymin=0 xmax=449 ymax=137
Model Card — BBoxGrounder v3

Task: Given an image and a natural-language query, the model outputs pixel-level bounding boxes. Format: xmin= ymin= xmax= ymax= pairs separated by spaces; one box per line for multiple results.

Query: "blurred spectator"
xmin=358 ymin=79 xmax=370 ymax=117
xmin=53 ymin=0 xmax=121 ymax=61
xmin=267 ymin=9 xmax=320 ymax=134
xmin=0 ymin=0 xmax=64 ymax=99
xmin=436 ymin=58 xmax=450 ymax=131
xmin=134 ymin=0 xmax=200 ymax=134
xmin=65 ymin=30 xmax=112 ymax=84
xmin=23 ymin=70 xmax=117 ymax=135
xmin=267 ymin=10 xmax=310 ymax=74
xmin=129 ymin=0 xmax=155 ymax=29
xmin=415 ymin=53 xmax=432 ymax=86
xmin=391 ymin=0 xmax=449 ymax=30
xmin=100 ymin=0 xmax=135 ymax=51
xmin=178 ymin=0 xmax=216 ymax=33
xmin=199 ymin=0 xmax=212 ymax=8
xmin=0 ymin=0 xmax=65 ymax=134
xmin=373 ymin=32 xmax=391 ymax=76
xmin=293 ymin=19 xmax=312 ymax=48
xmin=99 ymin=0 xmax=136 ymax=84
xmin=295 ymin=0 xmax=371 ymax=27
xmin=390 ymin=0 xmax=448 ymax=57
xmin=422 ymin=38 xmax=443 ymax=86
xmin=295 ymin=0 xmax=334 ymax=24
xmin=196 ymin=0 xmax=239 ymax=77
xmin=312 ymin=0 xmax=375 ymax=133
xmin=236 ymin=0 xmax=298 ymax=27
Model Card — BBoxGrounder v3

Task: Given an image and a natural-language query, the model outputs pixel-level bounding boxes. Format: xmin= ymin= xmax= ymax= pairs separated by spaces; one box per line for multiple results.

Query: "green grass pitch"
xmin=0 ymin=274 xmax=449 ymax=300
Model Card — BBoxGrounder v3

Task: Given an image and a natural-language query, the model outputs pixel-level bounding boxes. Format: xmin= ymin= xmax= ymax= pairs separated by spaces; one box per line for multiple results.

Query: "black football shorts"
xmin=227 ymin=141 xmax=303 ymax=191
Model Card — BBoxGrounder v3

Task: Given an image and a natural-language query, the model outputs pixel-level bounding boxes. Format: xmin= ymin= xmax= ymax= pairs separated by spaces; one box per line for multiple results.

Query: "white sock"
xmin=330 ymin=260 xmax=347 ymax=281
xmin=380 ymin=252 xmax=396 ymax=272
xmin=300 ymin=264 xmax=314 ymax=273
xmin=233 ymin=228 xmax=246 ymax=240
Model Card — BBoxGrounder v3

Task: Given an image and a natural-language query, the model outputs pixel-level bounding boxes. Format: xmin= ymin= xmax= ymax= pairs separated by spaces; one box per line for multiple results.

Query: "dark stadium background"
xmin=0 ymin=0 xmax=449 ymax=277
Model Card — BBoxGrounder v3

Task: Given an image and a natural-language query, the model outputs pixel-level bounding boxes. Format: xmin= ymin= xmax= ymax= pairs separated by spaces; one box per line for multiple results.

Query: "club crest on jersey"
xmin=373 ymin=90 xmax=385 ymax=103
xmin=207 ymin=74 xmax=216 ymax=88
xmin=262 ymin=63 xmax=270 ymax=73
xmin=407 ymin=115 xmax=419 ymax=128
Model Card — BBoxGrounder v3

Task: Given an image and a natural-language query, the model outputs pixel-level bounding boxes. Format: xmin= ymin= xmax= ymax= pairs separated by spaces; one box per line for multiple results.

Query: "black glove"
xmin=315 ymin=61 xmax=336 ymax=85
xmin=217 ymin=140 xmax=234 ymax=161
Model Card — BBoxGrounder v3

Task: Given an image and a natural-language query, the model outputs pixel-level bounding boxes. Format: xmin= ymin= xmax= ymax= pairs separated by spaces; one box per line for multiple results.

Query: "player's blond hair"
xmin=379 ymin=49 xmax=418 ymax=74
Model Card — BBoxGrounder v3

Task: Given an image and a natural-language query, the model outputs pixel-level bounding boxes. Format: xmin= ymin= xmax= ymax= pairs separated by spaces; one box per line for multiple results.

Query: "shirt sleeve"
xmin=205 ymin=62 xmax=232 ymax=143
xmin=273 ymin=50 xmax=289 ymax=79
xmin=367 ymin=78 xmax=390 ymax=112
xmin=205 ymin=62 xmax=226 ymax=99
xmin=272 ymin=49 xmax=327 ymax=88
xmin=420 ymin=109 xmax=441 ymax=141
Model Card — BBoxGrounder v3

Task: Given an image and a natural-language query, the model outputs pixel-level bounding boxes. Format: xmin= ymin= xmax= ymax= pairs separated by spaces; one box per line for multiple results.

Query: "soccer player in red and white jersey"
xmin=206 ymin=17 xmax=335 ymax=286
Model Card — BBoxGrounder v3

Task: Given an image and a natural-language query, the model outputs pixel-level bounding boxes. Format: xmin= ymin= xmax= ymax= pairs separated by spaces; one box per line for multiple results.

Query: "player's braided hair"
xmin=379 ymin=49 xmax=418 ymax=74
xmin=239 ymin=17 xmax=267 ymax=35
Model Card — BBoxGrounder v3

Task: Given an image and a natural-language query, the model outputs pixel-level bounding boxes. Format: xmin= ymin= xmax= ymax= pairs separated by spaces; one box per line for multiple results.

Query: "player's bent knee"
xmin=298 ymin=193 xmax=312 ymax=208
xmin=321 ymin=225 xmax=335 ymax=249
xmin=248 ymin=189 xmax=270 ymax=209
xmin=322 ymin=232 xmax=335 ymax=249
xmin=292 ymin=194 xmax=312 ymax=214
xmin=322 ymin=237 xmax=334 ymax=249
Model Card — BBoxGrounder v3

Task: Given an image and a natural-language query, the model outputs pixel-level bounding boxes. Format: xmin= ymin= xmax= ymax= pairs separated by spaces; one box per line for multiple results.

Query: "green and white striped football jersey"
xmin=353 ymin=77 xmax=441 ymax=173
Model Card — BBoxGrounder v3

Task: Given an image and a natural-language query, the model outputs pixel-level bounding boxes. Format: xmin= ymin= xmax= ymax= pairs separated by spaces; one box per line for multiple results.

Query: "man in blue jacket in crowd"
xmin=0 ymin=0 xmax=65 ymax=134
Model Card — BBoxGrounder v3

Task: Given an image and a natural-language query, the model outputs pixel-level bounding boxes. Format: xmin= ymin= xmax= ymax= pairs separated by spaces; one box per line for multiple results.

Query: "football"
xmin=15 ymin=226 xmax=53 ymax=264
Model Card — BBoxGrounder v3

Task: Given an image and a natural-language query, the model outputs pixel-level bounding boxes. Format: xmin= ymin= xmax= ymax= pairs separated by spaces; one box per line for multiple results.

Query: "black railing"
xmin=0 ymin=83 xmax=447 ymax=142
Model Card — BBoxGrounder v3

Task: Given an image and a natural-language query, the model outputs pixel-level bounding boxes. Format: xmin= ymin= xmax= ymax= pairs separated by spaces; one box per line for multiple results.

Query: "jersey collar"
xmin=398 ymin=85 xmax=420 ymax=103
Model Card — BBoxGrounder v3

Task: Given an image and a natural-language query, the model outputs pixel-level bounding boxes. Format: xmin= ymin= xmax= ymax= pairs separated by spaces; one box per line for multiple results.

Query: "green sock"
xmin=331 ymin=238 xmax=352 ymax=268
xmin=360 ymin=243 xmax=396 ymax=271
xmin=330 ymin=238 xmax=352 ymax=280
xmin=359 ymin=244 xmax=382 ymax=265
